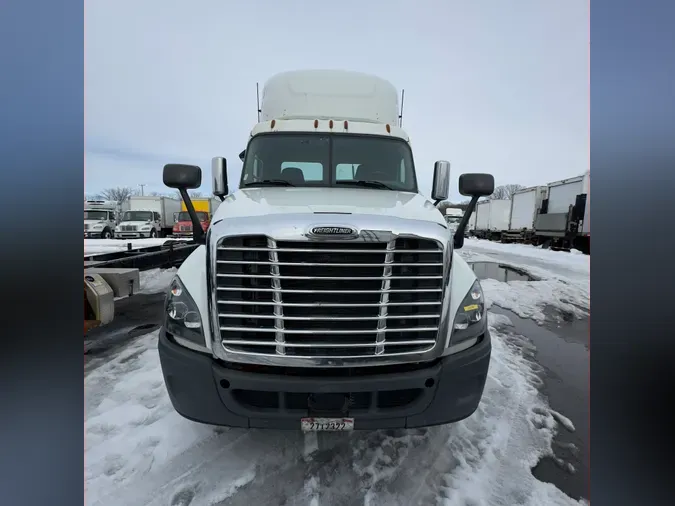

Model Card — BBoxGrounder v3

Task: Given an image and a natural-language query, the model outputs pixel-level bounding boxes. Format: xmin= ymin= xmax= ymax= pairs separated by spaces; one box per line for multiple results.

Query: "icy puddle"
xmin=468 ymin=261 xmax=538 ymax=282
xmin=490 ymin=307 xmax=589 ymax=502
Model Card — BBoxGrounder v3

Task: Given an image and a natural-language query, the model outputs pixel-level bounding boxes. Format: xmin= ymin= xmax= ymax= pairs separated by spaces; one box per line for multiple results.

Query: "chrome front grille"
xmin=120 ymin=225 xmax=137 ymax=232
xmin=180 ymin=225 xmax=192 ymax=231
xmin=215 ymin=235 xmax=445 ymax=359
xmin=84 ymin=224 xmax=90 ymax=230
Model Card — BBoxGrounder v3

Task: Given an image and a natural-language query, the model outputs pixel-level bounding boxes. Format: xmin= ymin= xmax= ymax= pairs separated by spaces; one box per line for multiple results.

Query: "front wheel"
xmin=150 ymin=229 xmax=158 ymax=238
xmin=101 ymin=228 xmax=113 ymax=239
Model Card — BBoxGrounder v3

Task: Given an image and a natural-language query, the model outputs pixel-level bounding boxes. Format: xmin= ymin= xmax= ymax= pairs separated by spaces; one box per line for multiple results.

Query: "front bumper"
xmin=158 ymin=328 xmax=491 ymax=429
xmin=84 ymin=231 xmax=105 ymax=238
xmin=115 ymin=232 xmax=152 ymax=239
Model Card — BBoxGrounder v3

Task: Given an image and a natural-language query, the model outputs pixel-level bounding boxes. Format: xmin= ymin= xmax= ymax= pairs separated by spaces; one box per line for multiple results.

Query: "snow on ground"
xmin=138 ymin=268 xmax=176 ymax=294
xmin=459 ymin=239 xmax=590 ymax=325
xmin=85 ymin=240 xmax=590 ymax=506
xmin=85 ymin=238 xmax=190 ymax=257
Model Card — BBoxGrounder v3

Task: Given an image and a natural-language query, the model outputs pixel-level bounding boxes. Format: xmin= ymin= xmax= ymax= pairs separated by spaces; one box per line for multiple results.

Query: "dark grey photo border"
xmin=2 ymin=0 xmax=675 ymax=504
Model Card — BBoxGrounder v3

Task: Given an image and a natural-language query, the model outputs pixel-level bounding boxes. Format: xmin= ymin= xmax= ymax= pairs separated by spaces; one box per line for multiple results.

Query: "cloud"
xmin=85 ymin=0 xmax=588 ymax=201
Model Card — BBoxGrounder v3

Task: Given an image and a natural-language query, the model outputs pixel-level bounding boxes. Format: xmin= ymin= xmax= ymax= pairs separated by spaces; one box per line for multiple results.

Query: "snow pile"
xmin=462 ymin=239 xmax=589 ymax=282
xmin=85 ymin=238 xmax=190 ymax=256
xmin=459 ymin=240 xmax=590 ymax=324
xmin=138 ymin=268 xmax=176 ymax=294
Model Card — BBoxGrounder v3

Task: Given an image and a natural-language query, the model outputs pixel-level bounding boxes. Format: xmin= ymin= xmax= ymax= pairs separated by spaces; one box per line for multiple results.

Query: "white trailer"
xmin=116 ymin=196 xmax=182 ymax=239
xmin=502 ymin=186 xmax=548 ymax=243
xmin=473 ymin=199 xmax=511 ymax=239
xmin=466 ymin=210 xmax=476 ymax=235
xmin=580 ymin=171 xmax=590 ymax=237
xmin=534 ymin=171 xmax=590 ymax=253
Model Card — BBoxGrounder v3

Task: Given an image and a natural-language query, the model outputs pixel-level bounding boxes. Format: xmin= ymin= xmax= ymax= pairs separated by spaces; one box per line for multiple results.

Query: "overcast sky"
xmin=85 ymin=0 xmax=588 ymax=201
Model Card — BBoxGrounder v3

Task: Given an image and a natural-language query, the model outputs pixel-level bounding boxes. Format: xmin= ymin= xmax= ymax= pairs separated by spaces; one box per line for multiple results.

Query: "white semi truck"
xmin=84 ymin=199 xmax=128 ymax=239
xmin=157 ymin=69 xmax=495 ymax=431
xmin=115 ymin=196 xmax=182 ymax=239
xmin=444 ymin=207 xmax=464 ymax=234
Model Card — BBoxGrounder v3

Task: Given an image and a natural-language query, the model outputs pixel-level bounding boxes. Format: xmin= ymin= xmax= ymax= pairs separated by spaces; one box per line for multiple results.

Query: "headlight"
xmin=141 ymin=226 xmax=152 ymax=231
xmin=164 ymin=277 xmax=208 ymax=353
xmin=92 ymin=225 xmax=103 ymax=230
xmin=446 ymin=279 xmax=486 ymax=354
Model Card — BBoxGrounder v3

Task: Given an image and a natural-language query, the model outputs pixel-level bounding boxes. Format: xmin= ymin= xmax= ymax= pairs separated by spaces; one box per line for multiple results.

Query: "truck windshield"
xmin=122 ymin=211 xmax=153 ymax=222
xmin=177 ymin=211 xmax=208 ymax=222
xmin=84 ymin=211 xmax=108 ymax=220
xmin=240 ymin=133 xmax=418 ymax=192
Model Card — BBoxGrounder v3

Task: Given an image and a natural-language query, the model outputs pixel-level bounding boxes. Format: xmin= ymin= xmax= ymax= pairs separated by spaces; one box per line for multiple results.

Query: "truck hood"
xmin=84 ymin=220 xmax=107 ymax=226
xmin=213 ymin=187 xmax=445 ymax=224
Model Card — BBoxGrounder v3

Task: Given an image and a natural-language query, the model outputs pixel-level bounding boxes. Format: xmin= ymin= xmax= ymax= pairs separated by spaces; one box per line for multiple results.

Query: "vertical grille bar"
xmin=268 ymin=238 xmax=285 ymax=355
xmin=375 ymin=239 xmax=396 ymax=355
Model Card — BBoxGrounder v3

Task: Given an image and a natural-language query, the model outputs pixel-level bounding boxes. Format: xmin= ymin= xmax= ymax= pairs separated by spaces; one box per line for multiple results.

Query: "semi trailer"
xmin=534 ymin=171 xmax=590 ymax=253
xmin=501 ymin=186 xmax=548 ymax=243
xmin=472 ymin=199 xmax=511 ymax=240
xmin=157 ymin=69 xmax=495 ymax=431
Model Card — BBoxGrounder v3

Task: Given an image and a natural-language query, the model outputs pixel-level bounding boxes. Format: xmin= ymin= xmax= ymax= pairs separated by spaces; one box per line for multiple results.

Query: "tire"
xmin=150 ymin=229 xmax=158 ymax=238
xmin=101 ymin=228 xmax=113 ymax=240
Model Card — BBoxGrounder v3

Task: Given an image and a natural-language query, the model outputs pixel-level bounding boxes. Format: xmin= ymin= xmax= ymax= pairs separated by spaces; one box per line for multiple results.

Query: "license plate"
xmin=301 ymin=417 xmax=354 ymax=431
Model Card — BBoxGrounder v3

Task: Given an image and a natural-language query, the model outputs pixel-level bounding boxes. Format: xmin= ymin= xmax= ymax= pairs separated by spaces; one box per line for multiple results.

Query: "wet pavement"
xmin=490 ymin=304 xmax=589 ymax=501
xmin=84 ymin=292 xmax=165 ymax=373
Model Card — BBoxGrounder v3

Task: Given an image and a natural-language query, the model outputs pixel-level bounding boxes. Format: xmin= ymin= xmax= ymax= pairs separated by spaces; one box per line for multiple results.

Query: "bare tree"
xmin=488 ymin=184 xmax=524 ymax=200
xmin=98 ymin=186 xmax=138 ymax=203
xmin=174 ymin=190 xmax=204 ymax=200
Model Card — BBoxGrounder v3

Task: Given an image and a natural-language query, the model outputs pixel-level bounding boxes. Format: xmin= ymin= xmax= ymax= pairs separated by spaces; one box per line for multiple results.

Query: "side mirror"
xmin=238 ymin=150 xmax=246 ymax=162
xmin=451 ymin=173 xmax=496 ymax=250
xmin=431 ymin=160 xmax=450 ymax=202
xmin=458 ymin=173 xmax=494 ymax=197
xmin=163 ymin=164 xmax=202 ymax=189
xmin=163 ymin=164 xmax=205 ymax=244
xmin=211 ymin=157 xmax=229 ymax=198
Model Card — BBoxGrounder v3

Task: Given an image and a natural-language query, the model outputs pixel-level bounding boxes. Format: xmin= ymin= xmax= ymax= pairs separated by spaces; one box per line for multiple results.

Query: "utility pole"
xmin=138 ymin=184 xmax=146 ymax=196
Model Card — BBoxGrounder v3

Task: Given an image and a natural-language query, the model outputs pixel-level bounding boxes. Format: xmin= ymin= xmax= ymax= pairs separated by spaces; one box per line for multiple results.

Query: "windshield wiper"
xmin=336 ymin=180 xmax=393 ymax=190
xmin=242 ymin=179 xmax=295 ymax=187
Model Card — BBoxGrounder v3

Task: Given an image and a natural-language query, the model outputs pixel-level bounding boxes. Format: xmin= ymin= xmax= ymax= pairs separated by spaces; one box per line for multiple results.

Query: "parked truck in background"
xmin=444 ymin=208 xmax=463 ymax=234
xmin=472 ymin=199 xmax=511 ymax=240
xmin=84 ymin=199 xmax=128 ymax=239
xmin=115 ymin=196 xmax=182 ymax=239
xmin=502 ymin=186 xmax=548 ymax=244
xmin=172 ymin=198 xmax=222 ymax=238
xmin=534 ymin=171 xmax=590 ymax=253
xmin=157 ymin=69 xmax=495 ymax=431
